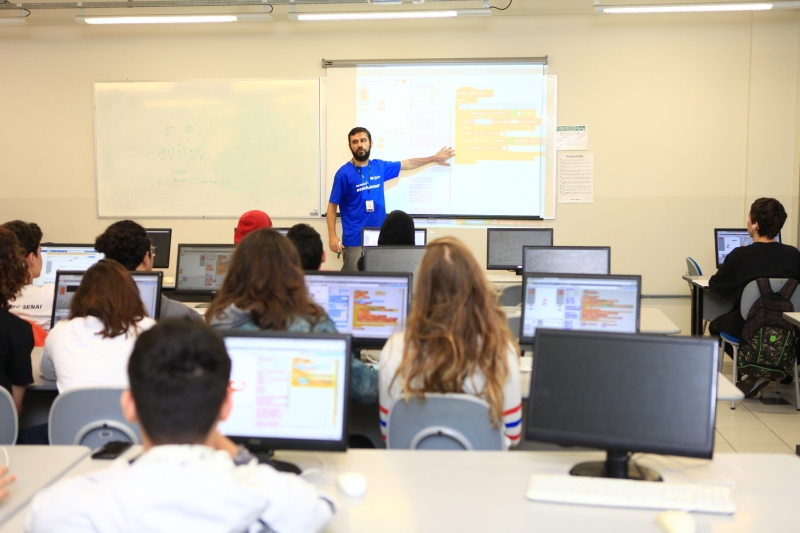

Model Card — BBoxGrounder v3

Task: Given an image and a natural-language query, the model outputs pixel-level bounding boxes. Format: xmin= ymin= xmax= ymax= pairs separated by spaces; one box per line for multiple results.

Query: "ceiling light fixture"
xmin=594 ymin=2 xmax=775 ymax=13
xmin=287 ymin=9 xmax=491 ymax=21
xmin=75 ymin=13 xmax=272 ymax=24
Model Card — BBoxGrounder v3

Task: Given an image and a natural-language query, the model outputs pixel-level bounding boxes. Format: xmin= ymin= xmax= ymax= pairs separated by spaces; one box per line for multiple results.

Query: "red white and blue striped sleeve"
xmin=502 ymin=347 xmax=523 ymax=446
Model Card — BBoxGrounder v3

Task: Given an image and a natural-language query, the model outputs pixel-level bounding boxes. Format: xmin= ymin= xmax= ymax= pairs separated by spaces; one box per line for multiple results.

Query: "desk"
xmin=5 ymin=447 xmax=799 ymax=532
xmin=782 ymin=312 xmax=800 ymax=329
xmin=0 ymin=446 xmax=89 ymax=528
xmin=683 ymin=275 xmax=737 ymax=336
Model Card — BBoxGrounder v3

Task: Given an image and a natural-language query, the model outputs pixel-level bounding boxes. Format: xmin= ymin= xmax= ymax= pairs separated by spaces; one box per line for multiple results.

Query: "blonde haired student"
xmin=378 ymin=237 xmax=522 ymax=447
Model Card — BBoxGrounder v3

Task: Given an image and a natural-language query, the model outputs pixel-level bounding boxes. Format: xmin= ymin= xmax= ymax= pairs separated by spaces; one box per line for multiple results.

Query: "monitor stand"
xmin=569 ymin=450 xmax=662 ymax=482
xmin=255 ymin=450 xmax=302 ymax=475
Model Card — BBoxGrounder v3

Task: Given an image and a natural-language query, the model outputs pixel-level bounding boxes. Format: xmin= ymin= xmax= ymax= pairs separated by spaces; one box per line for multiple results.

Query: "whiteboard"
xmin=94 ymin=79 xmax=321 ymax=218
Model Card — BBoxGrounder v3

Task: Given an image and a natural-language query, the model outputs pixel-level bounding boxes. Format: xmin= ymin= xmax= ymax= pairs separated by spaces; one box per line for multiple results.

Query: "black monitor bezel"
xmin=522 ymin=245 xmax=611 ymax=275
xmin=144 ymin=228 xmax=173 ymax=270
xmin=174 ymin=243 xmax=236 ymax=296
xmin=486 ymin=228 xmax=554 ymax=271
xmin=51 ymin=270 xmax=86 ymax=330
xmin=303 ymin=270 xmax=413 ymax=348
xmin=526 ymin=329 xmax=718 ymax=459
xmin=219 ymin=330 xmax=351 ymax=453
xmin=519 ymin=272 xmax=642 ymax=345
xmin=714 ymin=228 xmax=782 ymax=268
xmin=129 ymin=270 xmax=163 ymax=320
xmin=363 ymin=245 xmax=427 ymax=273
xmin=361 ymin=227 xmax=428 ymax=247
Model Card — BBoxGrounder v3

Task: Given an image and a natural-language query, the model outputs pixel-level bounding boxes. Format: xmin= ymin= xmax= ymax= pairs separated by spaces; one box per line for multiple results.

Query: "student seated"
xmin=287 ymin=223 xmax=326 ymax=271
xmin=26 ymin=319 xmax=334 ymax=533
xmin=709 ymin=197 xmax=800 ymax=395
xmin=95 ymin=220 xmax=201 ymax=321
xmin=357 ymin=210 xmax=416 ymax=271
xmin=234 ymin=209 xmax=272 ymax=244
xmin=2 ymin=220 xmax=54 ymax=334
xmin=378 ymin=237 xmax=522 ymax=446
xmin=206 ymin=229 xmax=377 ymax=404
xmin=0 ymin=228 xmax=34 ymax=413
xmin=40 ymin=260 xmax=156 ymax=393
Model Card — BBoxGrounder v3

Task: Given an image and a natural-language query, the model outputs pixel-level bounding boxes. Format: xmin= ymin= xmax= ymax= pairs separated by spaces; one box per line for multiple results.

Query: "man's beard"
xmin=351 ymin=147 xmax=370 ymax=162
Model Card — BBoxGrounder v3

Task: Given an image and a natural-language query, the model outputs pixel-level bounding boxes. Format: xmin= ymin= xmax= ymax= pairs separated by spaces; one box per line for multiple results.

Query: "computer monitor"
xmin=363 ymin=245 xmax=427 ymax=275
xmin=362 ymin=227 xmax=427 ymax=247
xmin=305 ymin=271 xmax=412 ymax=347
xmin=527 ymin=329 xmax=718 ymax=481
xmin=486 ymin=228 xmax=554 ymax=273
xmin=175 ymin=244 xmax=235 ymax=296
xmin=522 ymin=246 xmax=611 ymax=275
xmin=145 ymin=228 xmax=172 ymax=269
xmin=218 ymin=331 xmax=351 ymax=471
xmin=51 ymin=270 xmax=163 ymax=328
xmin=273 ymin=228 xmax=290 ymax=236
xmin=715 ymin=228 xmax=782 ymax=268
xmin=33 ymin=244 xmax=104 ymax=287
xmin=520 ymin=273 xmax=641 ymax=344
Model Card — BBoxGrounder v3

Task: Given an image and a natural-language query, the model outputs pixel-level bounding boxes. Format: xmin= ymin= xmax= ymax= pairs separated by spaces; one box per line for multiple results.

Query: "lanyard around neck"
xmin=353 ymin=160 xmax=370 ymax=182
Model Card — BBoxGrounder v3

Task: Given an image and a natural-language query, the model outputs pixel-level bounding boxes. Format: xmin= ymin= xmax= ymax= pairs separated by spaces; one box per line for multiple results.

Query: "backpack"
xmin=738 ymin=278 xmax=798 ymax=380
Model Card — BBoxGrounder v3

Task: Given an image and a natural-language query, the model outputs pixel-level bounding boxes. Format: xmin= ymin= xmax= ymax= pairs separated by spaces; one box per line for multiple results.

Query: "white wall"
xmin=1 ymin=10 xmax=798 ymax=298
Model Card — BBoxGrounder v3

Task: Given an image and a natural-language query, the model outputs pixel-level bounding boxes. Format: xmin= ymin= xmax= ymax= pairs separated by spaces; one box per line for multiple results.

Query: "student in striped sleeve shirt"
xmin=378 ymin=237 xmax=522 ymax=447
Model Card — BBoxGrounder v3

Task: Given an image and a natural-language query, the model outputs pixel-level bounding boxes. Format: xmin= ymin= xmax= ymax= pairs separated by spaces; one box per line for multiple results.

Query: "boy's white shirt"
xmin=25 ymin=445 xmax=334 ymax=533
xmin=9 ymin=283 xmax=55 ymax=331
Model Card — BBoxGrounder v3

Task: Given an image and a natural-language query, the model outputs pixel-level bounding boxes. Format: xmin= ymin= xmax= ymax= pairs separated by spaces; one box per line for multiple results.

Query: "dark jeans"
xmin=710 ymin=309 xmax=745 ymax=357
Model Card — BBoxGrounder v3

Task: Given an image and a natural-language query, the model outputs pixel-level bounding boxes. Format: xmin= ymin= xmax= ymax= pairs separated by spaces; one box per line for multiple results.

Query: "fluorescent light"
xmin=595 ymin=3 xmax=773 ymax=13
xmin=75 ymin=13 xmax=272 ymax=24
xmin=288 ymin=9 xmax=491 ymax=21
xmin=0 ymin=16 xmax=28 ymax=25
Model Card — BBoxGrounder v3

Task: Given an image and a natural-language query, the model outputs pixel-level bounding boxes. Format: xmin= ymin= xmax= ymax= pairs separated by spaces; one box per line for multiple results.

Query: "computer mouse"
xmin=336 ymin=472 xmax=367 ymax=498
xmin=656 ymin=510 xmax=696 ymax=533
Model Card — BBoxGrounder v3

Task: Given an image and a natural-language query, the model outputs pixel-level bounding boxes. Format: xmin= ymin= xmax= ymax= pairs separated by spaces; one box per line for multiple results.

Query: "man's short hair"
xmin=95 ymin=220 xmax=151 ymax=271
xmin=128 ymin=319 xmax=231 ymax=445
xmin=287 ymin=224 xmax=324 ymax=271
xmin=2 ymin=220 xmax=43 ymax=257
xmin=750 ymin=197 xmax=787 ymax=240
xmin=348 ymin=127 xmax=372 ymax=143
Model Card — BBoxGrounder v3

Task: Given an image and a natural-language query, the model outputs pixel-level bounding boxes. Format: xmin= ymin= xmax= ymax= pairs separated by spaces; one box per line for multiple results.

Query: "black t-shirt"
xmin=709 ymin=241 xmax=800 ymax=310
xmin=0 ymin=309 xmax=34 ymax=393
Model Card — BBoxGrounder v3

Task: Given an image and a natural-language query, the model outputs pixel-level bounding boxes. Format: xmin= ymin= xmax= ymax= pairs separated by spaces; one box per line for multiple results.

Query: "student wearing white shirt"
xmin=378 ymin=237 xmax=523 ymax=446
xmin=26 ymin=319 xmax=334 ymax=533
xmin=39 ymin=260 xmax=156 ymax=393
xmin=2 ymin=220 xmax=55 ymax=333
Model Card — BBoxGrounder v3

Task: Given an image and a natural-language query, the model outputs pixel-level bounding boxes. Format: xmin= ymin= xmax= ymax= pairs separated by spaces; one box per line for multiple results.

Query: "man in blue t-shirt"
xmin=327 ymin=127 xmax=455 ymax=271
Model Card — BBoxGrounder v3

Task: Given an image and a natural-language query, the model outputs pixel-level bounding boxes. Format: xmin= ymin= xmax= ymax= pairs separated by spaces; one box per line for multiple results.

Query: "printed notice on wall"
xmin=556 ymin=125 xmax=588 ymax=151
xmin=558 ymin=153 xmax=593 ymax=204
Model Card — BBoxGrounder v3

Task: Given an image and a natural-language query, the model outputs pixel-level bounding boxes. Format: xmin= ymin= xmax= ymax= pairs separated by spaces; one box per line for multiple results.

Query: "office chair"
xmin=49 ymin=388 xmax=141 ymax=448
xmin=0 ymin=388 xmax=18 ymax=445
xmin=386 ymin=393 xmax=505 ymax=450
xmin=719 ymin=279 xmax=800 ymax=410
xmin=498 ymin=285 xmax=523 ymax=307
xmin=686 ymin=257 xmax=702 ymax=277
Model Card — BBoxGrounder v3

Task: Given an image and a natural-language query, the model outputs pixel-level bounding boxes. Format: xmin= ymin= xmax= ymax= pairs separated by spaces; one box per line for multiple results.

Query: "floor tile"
xmin=728 ymin=443 xmax=795 ymax=454
xmin=716 ymin=428 xmax=785 ymax=446
xmin=714 ymin=414 xmax=767 ymax=430
xmin=736 ymin=399 xmax=799 ymax=414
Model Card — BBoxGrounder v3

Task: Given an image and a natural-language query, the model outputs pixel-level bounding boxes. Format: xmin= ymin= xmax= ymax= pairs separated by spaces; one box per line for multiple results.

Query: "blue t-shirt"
xmin=329 ymin=159 xmax=402 ymax=247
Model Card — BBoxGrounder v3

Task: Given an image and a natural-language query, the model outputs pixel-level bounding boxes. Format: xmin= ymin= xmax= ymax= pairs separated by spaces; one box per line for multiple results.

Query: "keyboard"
xmin=526 ymin=474 xmax=736 ymax=514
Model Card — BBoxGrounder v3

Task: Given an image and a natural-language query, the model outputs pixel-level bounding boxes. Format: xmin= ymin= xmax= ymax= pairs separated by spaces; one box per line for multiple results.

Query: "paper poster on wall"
xmin=558 ymin=153 xmax=593 ymax=203
xmin=556 ymin=125 xmax=588 ymax=151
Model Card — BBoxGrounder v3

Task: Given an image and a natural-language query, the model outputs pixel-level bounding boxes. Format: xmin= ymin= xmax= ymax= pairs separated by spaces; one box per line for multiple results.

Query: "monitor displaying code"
xmin=176 ymin=245 xmax=235 ymax=292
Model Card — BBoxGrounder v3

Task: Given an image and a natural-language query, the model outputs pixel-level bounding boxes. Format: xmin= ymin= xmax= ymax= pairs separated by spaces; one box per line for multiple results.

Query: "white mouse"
xmin=656 ymin=510 xmax=696 ymax=533
xmin=336 ymin=472 xmax=367 ymax=498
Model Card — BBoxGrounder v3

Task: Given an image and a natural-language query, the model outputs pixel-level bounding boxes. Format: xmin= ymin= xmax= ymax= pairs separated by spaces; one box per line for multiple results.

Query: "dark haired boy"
xmin=287 ymin=224 xmax=325 ymax=271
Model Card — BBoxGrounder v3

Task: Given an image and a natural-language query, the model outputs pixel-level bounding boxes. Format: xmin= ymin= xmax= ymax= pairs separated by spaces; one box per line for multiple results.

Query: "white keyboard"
xmin=526 ymin=474 xmax=736 ymax=514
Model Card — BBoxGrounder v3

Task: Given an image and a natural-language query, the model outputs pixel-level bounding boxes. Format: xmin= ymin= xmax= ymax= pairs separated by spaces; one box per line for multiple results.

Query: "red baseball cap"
xmin=234 ymin=210 xmax=272 ymax=244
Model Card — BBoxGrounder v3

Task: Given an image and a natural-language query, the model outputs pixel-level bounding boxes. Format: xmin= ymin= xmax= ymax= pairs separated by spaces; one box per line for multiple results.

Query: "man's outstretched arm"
xmin=400 ymin=146 xmax=456 ymax=171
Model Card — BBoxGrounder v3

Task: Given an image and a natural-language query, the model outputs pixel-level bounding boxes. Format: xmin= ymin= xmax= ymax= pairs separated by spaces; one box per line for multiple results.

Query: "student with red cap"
xmin=234 ymin=210 xmax=272 ymax=244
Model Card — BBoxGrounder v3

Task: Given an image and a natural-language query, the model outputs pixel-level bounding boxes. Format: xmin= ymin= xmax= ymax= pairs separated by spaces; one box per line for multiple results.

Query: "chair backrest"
xmin=740 ymin=278 xmax=800 ymax=319
xmin=686 ymin=257 xmax=702 ymax=276
xmin=498 ymin=285 xmax=522 ymax=307
xmin=507 ymin=315 xmax=521 ymax=341
xmin=387 ymin=393 xmax=505 ymax=450
xmin=49 ymin=388 xmax=141 ymax=448
xmin=0 ymin=388 xmax=18 ymax=445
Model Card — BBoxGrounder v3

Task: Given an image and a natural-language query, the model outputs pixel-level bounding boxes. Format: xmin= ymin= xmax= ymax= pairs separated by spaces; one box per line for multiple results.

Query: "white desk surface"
xmin=683 ymin=275 xmax=711 ymax=288
xmin=783 ymin=312 xmax=800 ymax=328
xmin=5 ymin=447 xmax=799 ymax=533
xmin=0 ymin=446 xmax=90 ymax=528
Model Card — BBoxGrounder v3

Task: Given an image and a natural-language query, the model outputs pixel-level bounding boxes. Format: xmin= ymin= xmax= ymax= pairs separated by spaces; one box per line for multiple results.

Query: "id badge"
xmin=366 ymin=200 xmax=375 ymax=213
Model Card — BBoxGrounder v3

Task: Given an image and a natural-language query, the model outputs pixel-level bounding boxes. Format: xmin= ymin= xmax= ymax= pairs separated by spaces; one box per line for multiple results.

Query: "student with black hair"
xmin=287 ymin=224 xmax=326 ymax=271
xmin=357 ymin=210 xmax=417 ymax=272
xmin=2 ymin=220 xmax=54 ymax=332
xmin=95 ymin=220 xmax=201 ymax=321
xmin=26 ymin=320 xmax=334 ymax=532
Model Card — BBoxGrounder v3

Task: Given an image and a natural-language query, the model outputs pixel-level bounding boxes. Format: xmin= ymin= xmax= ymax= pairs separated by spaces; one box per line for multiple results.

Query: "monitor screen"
xmin=487 ymin=229 xmax=554 ymax=271
xmin=175 ymin=244 xmax=235 ymax=295
xmin=362 ymin=227 xmax=427 ymax=247
xmin=523 ymin=246 xmax=610 ymax=275
xmin=305 ymin=272 xmax=411 ymax=346
xmin=527 ymin=330 xmax=718 ymax=459
xmin=363 ymin=246 xmax=427 ymax=274
xmin=145 ymin=229 xmax=172 ymax=269
xmin=52 ymin=270 xmax=162 ymax=328
xmin=715 ymin=228 xmax=781 ymax=268
xmin=520 ymin=274 xmax=641 ymax=343
xmin=218 ymin=331 xmax=351 ymax=452
xmin=34 ymin=244 xmax=104 ymax=287
xmin=273 ymin=228 xmax=290 ymax=237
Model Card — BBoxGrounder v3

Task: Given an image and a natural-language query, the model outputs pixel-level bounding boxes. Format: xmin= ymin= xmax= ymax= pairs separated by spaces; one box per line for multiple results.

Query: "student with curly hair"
xmin=2 ymin=220 xmax=54 ymax=333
